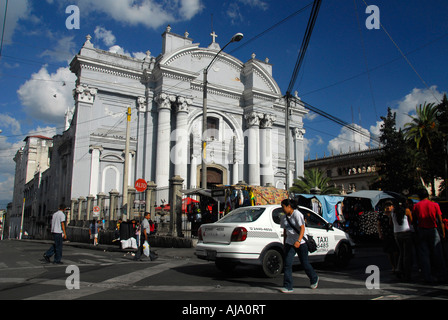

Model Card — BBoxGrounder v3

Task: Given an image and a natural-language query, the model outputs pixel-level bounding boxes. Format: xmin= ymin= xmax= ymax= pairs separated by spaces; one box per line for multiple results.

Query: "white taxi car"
xmin=195 ymin=205 xmax=354 ymax=278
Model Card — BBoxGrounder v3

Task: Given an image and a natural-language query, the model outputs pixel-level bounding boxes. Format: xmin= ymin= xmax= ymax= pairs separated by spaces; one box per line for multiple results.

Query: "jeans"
xmin=394 ymin=232 xmax=414 ymax=279
xmin=418 ymin=227 xmax=447 ymax=282
xmin=283 ymin=243 xmax=318 ymax=290
xmin=134 ymin=236 xmax=146 ymax=260
xmin=45 ymin=233 xmax=63 ymax=263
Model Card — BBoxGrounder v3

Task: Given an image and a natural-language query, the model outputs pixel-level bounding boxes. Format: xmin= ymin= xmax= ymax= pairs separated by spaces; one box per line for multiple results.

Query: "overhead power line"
xmin=0 ymin=0 xmax=8 ymax=58
xmin=298 ymin=96 xmax=381 ymax=145
xmin=287 ymin=0 xmax=322 ymax=95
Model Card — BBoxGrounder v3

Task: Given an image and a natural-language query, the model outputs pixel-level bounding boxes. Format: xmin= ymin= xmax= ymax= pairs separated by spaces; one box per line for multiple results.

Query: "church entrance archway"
xmin=198 ymin=164 xmax=228 ymax=189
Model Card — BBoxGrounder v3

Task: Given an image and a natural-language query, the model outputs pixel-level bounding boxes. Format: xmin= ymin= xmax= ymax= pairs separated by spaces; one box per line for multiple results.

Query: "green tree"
xmin=372 ymin=108 xmax=418 ymax=194
xmin=404 ymin=102 xmax=441 ymax=196
xmin=290 ymin=168 xmax=339 ymax=194
xmin=404 ymin=102 xmax=438 ymax=151
xmin=435 ymin=94 xmax=448 ymax=197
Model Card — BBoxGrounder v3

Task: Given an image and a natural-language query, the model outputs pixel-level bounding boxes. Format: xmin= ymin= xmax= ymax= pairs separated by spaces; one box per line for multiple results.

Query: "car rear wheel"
xmin=261 ymin=249 xmax=283 ymax=278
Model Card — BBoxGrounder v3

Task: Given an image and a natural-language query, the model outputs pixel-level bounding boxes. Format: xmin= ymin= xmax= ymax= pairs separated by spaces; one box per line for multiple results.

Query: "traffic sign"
xmin=93 ymin=206 xmax=100 ymax=213
xmin=134 ymin=179 xmax=148 ymax=192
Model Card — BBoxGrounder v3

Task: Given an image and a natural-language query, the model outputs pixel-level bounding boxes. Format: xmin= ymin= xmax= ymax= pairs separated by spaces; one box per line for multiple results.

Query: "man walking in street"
xmin=134 ymin=212 xmax=151 ymax=261
xmin=43 ymin=204 xmax=67 ymax=264
xmin=413 ymin=189 xmax=447 ymax=283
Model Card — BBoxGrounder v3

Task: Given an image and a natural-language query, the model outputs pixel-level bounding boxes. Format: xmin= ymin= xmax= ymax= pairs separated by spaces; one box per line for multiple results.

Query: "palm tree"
xmin=290 ymin=168 xmax=339 ymax=194
xmin=404 ymin=102 xmax=439 ymax=195
xmin=404 ymin=102 xmax=438 ymax=153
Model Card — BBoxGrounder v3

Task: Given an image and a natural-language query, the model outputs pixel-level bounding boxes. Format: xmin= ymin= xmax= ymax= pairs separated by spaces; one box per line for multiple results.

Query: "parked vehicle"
xmin=195 ymin=205 xmax=354 ymax=277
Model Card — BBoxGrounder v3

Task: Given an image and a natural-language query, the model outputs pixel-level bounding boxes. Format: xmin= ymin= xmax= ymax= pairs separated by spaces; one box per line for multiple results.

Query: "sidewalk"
xmin=20 ymin=239 xmax=197 ymax=260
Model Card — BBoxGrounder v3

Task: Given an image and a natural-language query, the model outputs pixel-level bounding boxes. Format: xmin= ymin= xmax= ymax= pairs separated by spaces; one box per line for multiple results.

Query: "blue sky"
xmin=0 ymin=0 xmax=447 ymax=208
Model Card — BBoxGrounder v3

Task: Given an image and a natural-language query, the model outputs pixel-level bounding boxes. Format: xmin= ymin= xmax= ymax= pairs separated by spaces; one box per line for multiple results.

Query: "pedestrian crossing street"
xmin=1 ymin=254 xmax=447 ymax=300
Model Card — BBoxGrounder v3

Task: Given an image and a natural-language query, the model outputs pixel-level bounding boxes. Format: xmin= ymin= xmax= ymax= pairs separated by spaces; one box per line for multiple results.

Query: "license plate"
xmin=206 ymin=250 xmax=217 ymax=260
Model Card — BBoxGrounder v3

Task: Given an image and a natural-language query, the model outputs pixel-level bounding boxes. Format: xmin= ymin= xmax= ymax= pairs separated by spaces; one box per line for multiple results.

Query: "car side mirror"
xmin=326 ymin=223 xmax=334 ymax=231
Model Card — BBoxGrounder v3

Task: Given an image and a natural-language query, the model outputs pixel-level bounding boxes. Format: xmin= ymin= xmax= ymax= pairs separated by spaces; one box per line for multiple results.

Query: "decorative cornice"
xmin=77 ymin=58 xmax=143 ymax=81
xmin=190 ymin=81 xmax=242 ymax=100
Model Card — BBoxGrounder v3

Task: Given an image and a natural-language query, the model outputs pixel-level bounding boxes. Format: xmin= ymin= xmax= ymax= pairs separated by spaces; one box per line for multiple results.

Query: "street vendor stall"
xmin=223 ymin=185 xmax=289 ymax=213
xmin=295 ymin=194 xmax=344 ymax=224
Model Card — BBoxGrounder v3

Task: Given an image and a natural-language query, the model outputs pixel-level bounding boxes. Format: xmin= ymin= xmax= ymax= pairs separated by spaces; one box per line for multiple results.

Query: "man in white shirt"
xmin=134 ymin=212 xmax=151 ymax=261
xmin=43 ymin=204 xmax=67 ymax=264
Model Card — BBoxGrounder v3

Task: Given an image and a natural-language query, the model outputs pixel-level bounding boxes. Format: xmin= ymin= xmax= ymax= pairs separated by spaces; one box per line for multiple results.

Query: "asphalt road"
xmin=0 ymin=239 xmax=447 ymax=309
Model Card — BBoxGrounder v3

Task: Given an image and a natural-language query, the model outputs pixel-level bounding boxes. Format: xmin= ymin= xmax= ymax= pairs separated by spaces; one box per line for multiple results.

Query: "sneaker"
xmin=43 ymin=254 xmax=50 ymax=263
xmin=279 ymin=287 xmax=294 ymax=293
xmin=310 ymin=277 xmax=319 ymax=289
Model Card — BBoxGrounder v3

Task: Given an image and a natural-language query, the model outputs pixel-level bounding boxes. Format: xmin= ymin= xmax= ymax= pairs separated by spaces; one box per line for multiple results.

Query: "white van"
xmin=195 ymin=205 xmax=354 ymax=278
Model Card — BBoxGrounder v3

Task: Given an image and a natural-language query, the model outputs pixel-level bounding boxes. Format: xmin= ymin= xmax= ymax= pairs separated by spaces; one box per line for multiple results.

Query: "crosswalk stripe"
xmin=25 ymin=259 xmax=190 ymax=300
xmin=16 ymin=261 xmax=34 ymax=267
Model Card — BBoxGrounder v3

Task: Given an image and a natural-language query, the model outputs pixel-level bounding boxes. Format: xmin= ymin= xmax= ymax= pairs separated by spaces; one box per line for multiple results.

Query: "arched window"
xmin=207 ymin=117 xmax=219 ymax=141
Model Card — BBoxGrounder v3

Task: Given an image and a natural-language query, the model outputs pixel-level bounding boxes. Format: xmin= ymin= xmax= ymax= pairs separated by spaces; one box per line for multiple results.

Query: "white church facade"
xmin=70 ymin=26 xmax=307 ymax=196
xmin=10 ymin=26 xmax=308 ymax=234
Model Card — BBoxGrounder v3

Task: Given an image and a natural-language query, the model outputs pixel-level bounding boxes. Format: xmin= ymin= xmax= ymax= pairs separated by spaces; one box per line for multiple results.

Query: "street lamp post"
xmin=201 ymin=32 xmax=243 ymax=189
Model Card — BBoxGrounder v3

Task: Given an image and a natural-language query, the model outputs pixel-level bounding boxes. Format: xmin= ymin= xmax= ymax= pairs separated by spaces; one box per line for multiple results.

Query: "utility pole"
xmin=285 ymin=93 xmax=291 ymax=191
xmin=122 ymin=107 xmax=131 ymax=221
xmin=19 ymin=198 xmax=25 ymax=239
xmin=201 ymin=32 xmax=243 ymax=189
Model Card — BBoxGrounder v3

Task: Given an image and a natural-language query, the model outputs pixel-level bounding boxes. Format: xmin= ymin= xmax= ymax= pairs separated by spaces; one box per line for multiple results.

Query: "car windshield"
xmin=218 ymin=207 xmax=266 ymax=223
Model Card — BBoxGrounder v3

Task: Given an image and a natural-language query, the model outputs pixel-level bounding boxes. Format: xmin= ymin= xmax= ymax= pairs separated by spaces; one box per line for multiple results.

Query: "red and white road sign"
xmin=93 ymin=206 xmax=100 ymax=213
xmin=134 ymin=179 xmax=148 ymax=192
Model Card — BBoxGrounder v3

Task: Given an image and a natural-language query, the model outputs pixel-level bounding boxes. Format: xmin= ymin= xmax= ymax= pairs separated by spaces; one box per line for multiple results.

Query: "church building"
xmin=10 ymin=26 xmax=308 ymax=233
xmin=69 ymin=26 xmax=307 ymax=196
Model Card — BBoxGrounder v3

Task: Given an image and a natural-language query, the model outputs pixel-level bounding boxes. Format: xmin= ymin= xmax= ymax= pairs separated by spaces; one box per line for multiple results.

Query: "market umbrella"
xmin=343 ymin=190 xmax=398 ymax=209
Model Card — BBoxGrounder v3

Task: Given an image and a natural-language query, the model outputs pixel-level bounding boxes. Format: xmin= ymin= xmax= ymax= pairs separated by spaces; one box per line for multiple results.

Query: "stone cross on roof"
xmin=210 ymin=31 xmax=218 ymax=43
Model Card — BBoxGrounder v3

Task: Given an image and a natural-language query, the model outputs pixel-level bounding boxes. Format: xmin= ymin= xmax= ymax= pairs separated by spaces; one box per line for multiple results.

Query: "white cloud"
xmin=0 ymin=0 xmax=31 ymax=44
xmin=179 ymin=0 xmax=204 ymax=20
xmin=27 ymin=126 xmax=57 ymax=139
xmin=369 ymin=86 xmax=445 ymax=138
xmin=94 ymin=26 xmax=116 ymax=46
xmin=226 ymin=0 xmax=269 ymax=24
xmin=0 ymin=114 xmax=21 ymax=135
xmin=328 ymin=124 xmax=371 ymax=154
xmin=72 ymin=0 xmax=203 ymax=29
xmin=0 ymin=134 xmax=23 ymax=205
xmin=227 ymin=3 xmax=243 ymax=25
xmin=238 ymin=0 xmax=269 ymax=11
xmin=17 ymin=66 xmax=76 ymax=125
xmin=393 ymin=86 xmax=444 ymax=129
xmin=132 ymin=51 xmax=148 ymax=60
xmin=40 ymin=36 xmax=77 ymax=63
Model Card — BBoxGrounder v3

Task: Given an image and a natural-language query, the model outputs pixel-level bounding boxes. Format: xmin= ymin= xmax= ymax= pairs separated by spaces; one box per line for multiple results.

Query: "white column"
xmin=233 ymin=161 xmax=239 ymax=184
xmin=135 ymin=96 xmax=147 ymax=180
xmin=190 ymin=155 xmax=198 ymax=188
xmin=128 ymin=150 xmax=135 ymax=186
xmin=245 ymin=112 xmax=262 ymax=186
xmin=232 ymin=136 xmax=240 ymax=185
xmin=155 ymin=93 xmax=175 ymax=188
xmin=260 ymin=114 xmax=276 ymax=186
xmin=293 ymin=127 xmax=306 ymax=179
xmin=173 ymin=96 xmax=191 ymax=184
xmin=89 ymin=146 xmax=103 ymax=196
